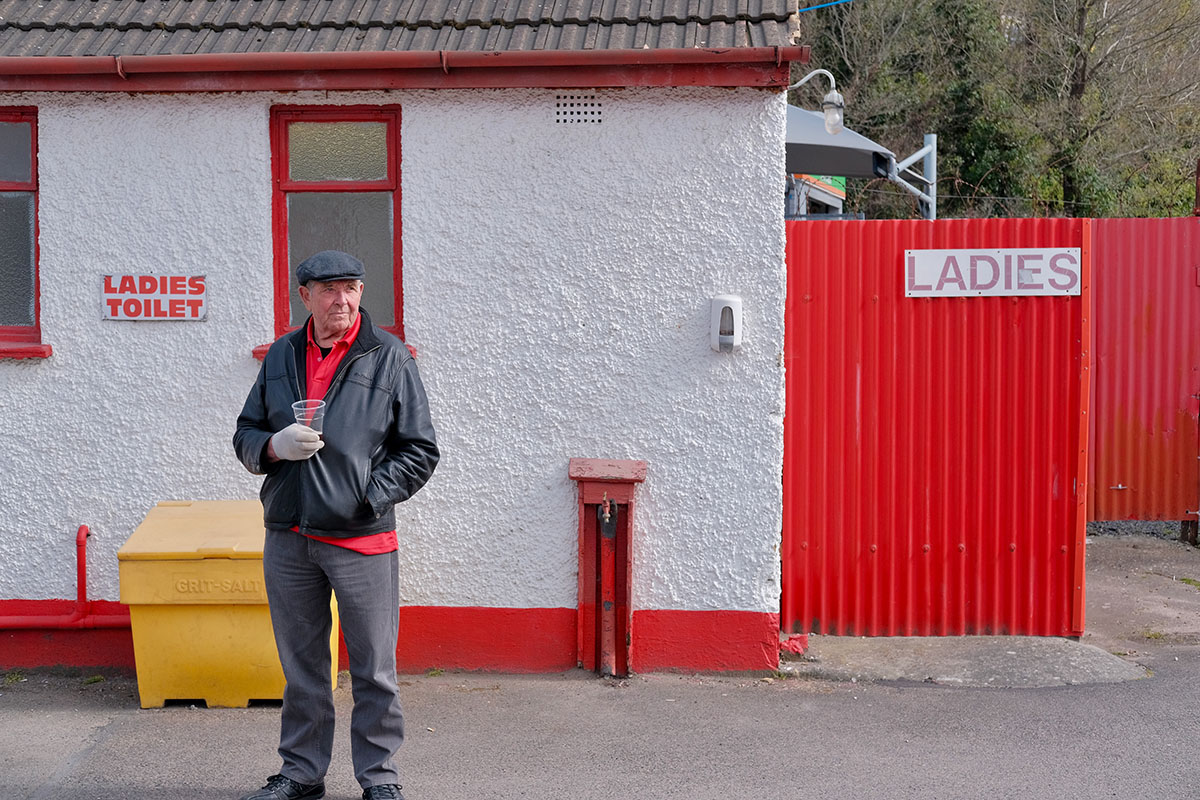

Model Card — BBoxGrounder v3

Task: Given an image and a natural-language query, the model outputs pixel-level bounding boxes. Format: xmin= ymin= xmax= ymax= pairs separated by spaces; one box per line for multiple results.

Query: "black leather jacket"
xmin=233 ymin=310 xmax=439 ymax=538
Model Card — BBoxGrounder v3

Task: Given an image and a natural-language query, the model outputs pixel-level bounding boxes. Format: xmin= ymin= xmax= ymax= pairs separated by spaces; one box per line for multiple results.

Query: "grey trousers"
xmin=263 ymin=529 xmax=405 ymax=789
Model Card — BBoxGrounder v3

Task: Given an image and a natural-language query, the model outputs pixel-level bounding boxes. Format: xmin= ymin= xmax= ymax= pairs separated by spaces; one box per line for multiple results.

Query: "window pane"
xmin=288 ymin=192 xmax=394 ymax=328
xmin=0 ymin=122 xmax=32 ymax=184
xmin=0 ymin=192 xmax=34 ymax=326
xmin=288 ymin=122 xmax=388 ymax=182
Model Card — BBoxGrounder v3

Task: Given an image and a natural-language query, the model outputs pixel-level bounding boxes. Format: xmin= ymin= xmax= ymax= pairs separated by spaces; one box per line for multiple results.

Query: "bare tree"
xmin=1006 ymin=0 xmax=1200 ymax=214
xmin=796 ymin=0 xmax=1200 ymax=218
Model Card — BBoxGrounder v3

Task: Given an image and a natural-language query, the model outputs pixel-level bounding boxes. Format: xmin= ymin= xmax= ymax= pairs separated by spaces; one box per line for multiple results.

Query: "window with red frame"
xmin=0 ymin=108 xmax=49 ymax=359
xmin=270 ymin=106 xmax=403 ymax=345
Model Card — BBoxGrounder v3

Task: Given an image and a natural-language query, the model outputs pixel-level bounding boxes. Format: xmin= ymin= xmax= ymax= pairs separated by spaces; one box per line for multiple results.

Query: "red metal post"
xmin=1073 ymin=219 xmax=1094 ymax=636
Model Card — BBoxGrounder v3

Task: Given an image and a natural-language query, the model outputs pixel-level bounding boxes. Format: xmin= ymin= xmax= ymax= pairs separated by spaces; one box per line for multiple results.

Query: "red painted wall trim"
xmin=268 ymin=104 xmax=405 ymax=342
xmin=0 ymin=601 xmax=134 ymax=671
xmin=396 ymin=606 xmax=577 ymax=673
xmin=0 ymin=47 xmax=807 ymax=92
xmin=0 ymin=599 xmax=128 ymax=616
xmin=631 ymin=609 xmax=780 ymax=673
xmin=1 ymin=601 xmax=777 ymax=674
xmin=1 ymin=629 xmax=136 ymax=671
xmin=0 ymin=343 xmax=52 ymax=359
xmin=0 ymin=107 xmax=47 ymax=353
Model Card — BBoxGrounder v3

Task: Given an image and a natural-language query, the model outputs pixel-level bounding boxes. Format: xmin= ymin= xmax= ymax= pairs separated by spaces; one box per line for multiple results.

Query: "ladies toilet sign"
xmin=102 ymin=274 xmax=207 ymax=320
xmin=905 ymin=248 xmax=1081 ymax=297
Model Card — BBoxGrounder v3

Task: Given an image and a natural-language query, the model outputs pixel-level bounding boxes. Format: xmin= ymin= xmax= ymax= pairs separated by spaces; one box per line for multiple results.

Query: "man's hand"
xmin=269 ymin=423 xmax=324 ymax=461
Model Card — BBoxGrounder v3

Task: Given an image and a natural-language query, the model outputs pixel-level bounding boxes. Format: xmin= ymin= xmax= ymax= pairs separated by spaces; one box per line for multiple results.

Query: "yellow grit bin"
xmin=118 ymin=500 xmax=338 ymax=708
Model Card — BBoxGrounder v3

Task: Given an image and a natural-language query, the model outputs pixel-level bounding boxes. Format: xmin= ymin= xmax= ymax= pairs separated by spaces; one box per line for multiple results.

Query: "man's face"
xmin=299 ymin=279 xmax=363 ymax=343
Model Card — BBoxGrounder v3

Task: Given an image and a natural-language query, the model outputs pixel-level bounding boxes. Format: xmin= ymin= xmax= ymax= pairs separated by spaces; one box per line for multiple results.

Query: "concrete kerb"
xmin=778 ymin=634 xmax=1150 ymax=689
xmin=774 ymin=528 xmax=1200 ymax=689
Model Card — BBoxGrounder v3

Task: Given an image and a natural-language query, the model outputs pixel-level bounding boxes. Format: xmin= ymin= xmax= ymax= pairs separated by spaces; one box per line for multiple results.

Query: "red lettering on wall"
xmin=103 ymin=274 xmax=207 ymax=320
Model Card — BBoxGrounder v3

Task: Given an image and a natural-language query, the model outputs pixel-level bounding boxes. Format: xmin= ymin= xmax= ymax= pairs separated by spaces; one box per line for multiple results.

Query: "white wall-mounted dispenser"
xmin=710 ymin=295 xmax=742 ymax=352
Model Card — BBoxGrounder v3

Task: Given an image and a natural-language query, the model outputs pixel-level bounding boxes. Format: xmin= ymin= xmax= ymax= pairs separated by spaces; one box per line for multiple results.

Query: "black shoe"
xmin=362 ymin=785 xmax=405 ymax=800
xmin=239 ymin=774 xmax=325 ymax=800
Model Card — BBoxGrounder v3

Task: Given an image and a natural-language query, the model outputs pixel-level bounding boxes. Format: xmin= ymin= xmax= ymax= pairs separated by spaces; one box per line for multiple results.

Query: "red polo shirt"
xmin=298 ymin=314 xmax=398 ymax=556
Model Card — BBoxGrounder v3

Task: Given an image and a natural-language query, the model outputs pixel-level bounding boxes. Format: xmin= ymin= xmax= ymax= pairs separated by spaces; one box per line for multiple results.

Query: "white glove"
xmin=270 ymin=423 xmax=324 ymax=461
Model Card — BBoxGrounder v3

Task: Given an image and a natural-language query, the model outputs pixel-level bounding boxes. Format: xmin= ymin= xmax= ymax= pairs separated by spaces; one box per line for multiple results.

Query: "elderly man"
xmin=233 ymin=250 xmax=439 ymax=800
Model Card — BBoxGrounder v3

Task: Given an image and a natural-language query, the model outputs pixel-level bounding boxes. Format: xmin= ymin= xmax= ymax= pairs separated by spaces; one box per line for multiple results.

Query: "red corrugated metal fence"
xmin=1089 ymin=218 xmax=1200 ymax=521
xmin=782 ymin=219 xmax=1089 ymax=637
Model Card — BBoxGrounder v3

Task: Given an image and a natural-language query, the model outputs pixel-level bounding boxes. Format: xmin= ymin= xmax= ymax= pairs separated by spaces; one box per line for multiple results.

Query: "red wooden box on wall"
xmin=569 ymin=458 xmax=646 ymax=677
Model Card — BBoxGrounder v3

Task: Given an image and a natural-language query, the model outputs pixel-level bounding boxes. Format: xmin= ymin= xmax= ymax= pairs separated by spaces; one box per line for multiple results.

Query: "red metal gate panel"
xmin=783 ymin=219 xmax=1089 ymax=637
xmin=1090 ymin=218 xmax=1200 ymax=521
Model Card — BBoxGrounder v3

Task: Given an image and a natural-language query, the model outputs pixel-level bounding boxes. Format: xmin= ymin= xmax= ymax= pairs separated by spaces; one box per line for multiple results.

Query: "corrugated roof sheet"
xmin=0 ymin=0 xmax=801 ymax=56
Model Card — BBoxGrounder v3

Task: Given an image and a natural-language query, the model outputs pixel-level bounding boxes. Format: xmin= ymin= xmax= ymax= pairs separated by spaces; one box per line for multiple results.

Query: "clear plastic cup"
xmin=292 ymin=399 xmax=327 ymax=434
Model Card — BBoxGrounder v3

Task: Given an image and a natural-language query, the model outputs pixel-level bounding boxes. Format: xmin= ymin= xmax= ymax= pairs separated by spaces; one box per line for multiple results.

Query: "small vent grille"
xmin=556 ymin=94 xmax=602 ymax=124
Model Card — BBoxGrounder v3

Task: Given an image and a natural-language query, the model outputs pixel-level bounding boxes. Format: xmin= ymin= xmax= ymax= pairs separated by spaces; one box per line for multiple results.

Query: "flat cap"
xmin=296 ymin=250 xmax=366 ymax=285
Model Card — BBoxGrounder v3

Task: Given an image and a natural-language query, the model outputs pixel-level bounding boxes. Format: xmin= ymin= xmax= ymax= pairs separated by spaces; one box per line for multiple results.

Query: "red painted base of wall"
xmin=396 ymin=606 xmax=578 ymax=673
xmin=1 ymin=629 xmax=136 ymax=671
xmin=631 ymin=609 xmax=781 ymax=673
xmin=0 ymin=600 xmax=135 ymax=671
xmin=392 ymin=607 xmax=780 ymax=674
xmin=2 ymin=601 xmax=779 ymax=674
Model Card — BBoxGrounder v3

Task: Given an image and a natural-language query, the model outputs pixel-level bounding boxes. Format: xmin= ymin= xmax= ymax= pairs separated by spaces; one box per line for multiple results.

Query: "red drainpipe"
xmin=0 ymin=525 xmax=129 ymax=630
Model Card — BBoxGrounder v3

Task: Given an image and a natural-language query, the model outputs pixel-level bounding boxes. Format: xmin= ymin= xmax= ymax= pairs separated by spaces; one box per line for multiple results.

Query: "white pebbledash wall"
xmin=0 ymin=87 xmax=785 ymax=621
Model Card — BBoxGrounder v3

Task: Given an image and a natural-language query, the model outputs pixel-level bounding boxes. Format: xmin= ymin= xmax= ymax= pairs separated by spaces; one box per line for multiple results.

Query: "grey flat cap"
xmin=296 ymin=250 xmax=366 ymax=285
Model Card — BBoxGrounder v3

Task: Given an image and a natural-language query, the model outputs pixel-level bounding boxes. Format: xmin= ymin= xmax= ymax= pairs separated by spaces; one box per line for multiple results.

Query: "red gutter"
xmin=0 ymin=46 xmax=808 ymax=92
xmin=0 ymin=525 xmax=129 ymax=630
xmin=0 ymin=47 xmax=808 ymax=74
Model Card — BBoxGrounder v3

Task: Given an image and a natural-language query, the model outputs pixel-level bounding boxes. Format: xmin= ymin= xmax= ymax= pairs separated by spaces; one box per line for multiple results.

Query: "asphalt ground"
xmin=3 ymin=530 xmax=1199 ymax=800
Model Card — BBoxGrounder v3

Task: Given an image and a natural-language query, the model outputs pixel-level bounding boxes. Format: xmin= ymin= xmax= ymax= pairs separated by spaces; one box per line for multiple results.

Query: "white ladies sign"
xmin=905 ymin=248 xmax=1081 ymax=297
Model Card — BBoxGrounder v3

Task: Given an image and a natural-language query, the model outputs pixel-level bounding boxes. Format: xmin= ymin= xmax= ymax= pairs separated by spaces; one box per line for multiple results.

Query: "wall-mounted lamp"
xmin=787 ymin=68 xmax=845 ymax=135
